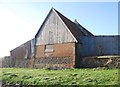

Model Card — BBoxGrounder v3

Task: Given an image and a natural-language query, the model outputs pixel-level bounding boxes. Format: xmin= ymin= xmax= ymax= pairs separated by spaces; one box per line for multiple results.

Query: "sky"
xmin=0 ymin=0 xmax=119 ymax=57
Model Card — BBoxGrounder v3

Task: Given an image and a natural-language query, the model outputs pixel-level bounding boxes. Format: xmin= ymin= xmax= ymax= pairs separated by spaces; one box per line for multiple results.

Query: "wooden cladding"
xmin=36 ymin=10 xmax=76 ymax=45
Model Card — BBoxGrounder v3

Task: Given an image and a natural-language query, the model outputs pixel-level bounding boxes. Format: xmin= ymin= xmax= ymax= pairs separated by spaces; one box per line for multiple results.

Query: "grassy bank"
xmin=0 ymin=68 xmax=119 ymax=86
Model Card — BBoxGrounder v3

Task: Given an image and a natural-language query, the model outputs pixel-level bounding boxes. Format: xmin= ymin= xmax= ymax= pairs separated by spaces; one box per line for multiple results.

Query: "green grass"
xmin=0 ymin=68 xmax=119 ymax=86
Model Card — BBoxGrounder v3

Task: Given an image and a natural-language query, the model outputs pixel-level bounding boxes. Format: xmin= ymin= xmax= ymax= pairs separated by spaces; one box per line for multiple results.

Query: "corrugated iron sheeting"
xmin=80 ymin=36 xmax=120 ymax=57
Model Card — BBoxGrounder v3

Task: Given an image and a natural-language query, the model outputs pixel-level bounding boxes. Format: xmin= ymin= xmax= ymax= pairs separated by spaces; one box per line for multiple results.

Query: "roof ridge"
xmin=53 ymin=9 xmax=87 ymax=42
xmin=74 ymin=20 xmax=94 ymax=36
xmin=35 ymin=8 xmax=94 ymax=43
xmin=54 ymin=9 xmax=77 ymax=25
xmin=54 ymin=9 xmax=93 ymax=36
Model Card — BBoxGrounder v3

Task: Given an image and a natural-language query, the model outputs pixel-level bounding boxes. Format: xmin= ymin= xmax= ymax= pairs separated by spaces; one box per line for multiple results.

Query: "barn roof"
xmin=35 ymin=8 xmax=93 ymax=42
xmin=10 ymin=39 xmax=32 ymax=52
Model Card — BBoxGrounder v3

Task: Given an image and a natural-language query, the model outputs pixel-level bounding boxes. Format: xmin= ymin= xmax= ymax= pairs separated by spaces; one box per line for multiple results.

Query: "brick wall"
xmin=34 ymin=42 xmax=75 ymax=69
xmin=35 ymin=45 xmax=45 ymax=58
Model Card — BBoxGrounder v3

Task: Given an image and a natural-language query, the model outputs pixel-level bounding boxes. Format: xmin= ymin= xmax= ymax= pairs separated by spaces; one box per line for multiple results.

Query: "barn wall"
xmin=36 ymin=10 xmax=76 ymax=45
xmin=35 ymin=45 xmax=45 ymax=58
xmin=1 ymin=56 xmax=12 ymax=68
xmin=75 ymin=43 xmax=82 ymax=68
xmin=80 ymin=36 xmax=120 ymax=57
xmin=11 ymin=40 xmax=32 ymax=59
xmin=81 ymin=56 xmax=120 ymax=68
xmin=10 ymin=40 xmax=32 ymax=67
xmin=34 ymin=42 xmax=75 ymax=69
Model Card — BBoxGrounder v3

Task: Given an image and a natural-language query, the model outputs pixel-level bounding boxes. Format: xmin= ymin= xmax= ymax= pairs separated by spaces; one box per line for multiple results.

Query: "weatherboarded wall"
xmin=10 ymin=40 xmax=32 ymax=59
xmin=35 ymin=10 xmax=76 ymax=45
xmin=10 ymin=40 xmax=32 ymax=67
xmin=80 ymin=36 xmax=120 ymax=57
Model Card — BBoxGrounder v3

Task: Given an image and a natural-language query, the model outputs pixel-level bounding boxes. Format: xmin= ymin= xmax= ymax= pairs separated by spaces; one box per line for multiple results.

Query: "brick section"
xmin=34 ymin=57 xmax=72 ymax=69
xmin=35 ymin=45 xmax=45 ymax=58
xmin=35 ymin=42 xmax=75 ymax=69
xmin=54 ymin=43 xmax=75 ymax=57
xmin=29 ymin=57 xmax=35 ymax=68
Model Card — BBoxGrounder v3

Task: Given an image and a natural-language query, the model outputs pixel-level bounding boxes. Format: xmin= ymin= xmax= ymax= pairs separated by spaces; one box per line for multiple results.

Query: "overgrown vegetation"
xmin=0 ymin=68 xmax=119 ymax=86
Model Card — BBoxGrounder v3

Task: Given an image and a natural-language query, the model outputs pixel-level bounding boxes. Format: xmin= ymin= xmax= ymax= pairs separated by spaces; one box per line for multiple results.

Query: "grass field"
xmin=0 ymin=68 xmax=119 ymax=86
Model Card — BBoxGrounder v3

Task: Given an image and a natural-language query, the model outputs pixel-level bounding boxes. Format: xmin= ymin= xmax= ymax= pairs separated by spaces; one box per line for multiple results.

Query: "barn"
xmin=10 ymin=8 xmax=120 ymax=69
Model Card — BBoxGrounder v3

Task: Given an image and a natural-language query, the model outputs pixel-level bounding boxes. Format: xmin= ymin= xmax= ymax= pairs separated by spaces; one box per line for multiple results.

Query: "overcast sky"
xmin=0 ymin=0 xmax=119 ymax=57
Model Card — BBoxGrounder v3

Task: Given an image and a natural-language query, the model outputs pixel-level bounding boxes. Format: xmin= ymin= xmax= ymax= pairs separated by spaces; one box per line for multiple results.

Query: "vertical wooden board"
xmin=36 ymin=10 xmax=76 ymax=45
xmin=31 ymin=39 xmax=35 ymax=57
xmin=10 ymin=40 xmax=32 ymax=59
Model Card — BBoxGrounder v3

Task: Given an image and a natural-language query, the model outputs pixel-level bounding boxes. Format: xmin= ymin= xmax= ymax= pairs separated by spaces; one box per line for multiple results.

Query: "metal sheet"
xmin=80 ymin=36 xmax=120 ymax=57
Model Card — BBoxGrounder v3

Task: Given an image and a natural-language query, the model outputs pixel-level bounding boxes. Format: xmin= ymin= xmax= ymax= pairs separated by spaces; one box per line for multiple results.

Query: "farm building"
xmin=10 ymin=8 xmax=120 ymax=69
